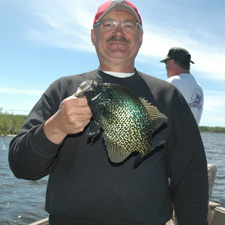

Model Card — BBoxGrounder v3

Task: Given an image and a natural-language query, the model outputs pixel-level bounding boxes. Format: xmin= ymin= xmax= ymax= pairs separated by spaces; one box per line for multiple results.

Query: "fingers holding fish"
xmin=58 ymin=96 xmax=92 ymax=130
xmin=60 ymin=96 xmax=92 ymax=118
xmin=44 ymin=95 xmax=92 ymax=144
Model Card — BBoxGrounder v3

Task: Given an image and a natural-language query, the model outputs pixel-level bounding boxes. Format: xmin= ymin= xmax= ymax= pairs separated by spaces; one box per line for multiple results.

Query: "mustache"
xmin=107 ymin=36 xmax=129 ymax=43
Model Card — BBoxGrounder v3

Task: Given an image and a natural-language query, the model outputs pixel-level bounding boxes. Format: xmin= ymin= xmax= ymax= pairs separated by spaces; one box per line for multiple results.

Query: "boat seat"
xmin=210 ymin=206 xmax=225 ymax=225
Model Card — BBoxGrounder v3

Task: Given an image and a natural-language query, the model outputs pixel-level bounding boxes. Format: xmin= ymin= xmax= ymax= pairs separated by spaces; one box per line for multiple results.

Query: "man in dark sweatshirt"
xmin=9 ymin=1 xmax=209 ymax=224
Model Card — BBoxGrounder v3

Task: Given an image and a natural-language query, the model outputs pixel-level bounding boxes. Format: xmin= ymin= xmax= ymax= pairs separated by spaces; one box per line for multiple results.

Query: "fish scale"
xmin=75 ymin=80 xmax=168 ymax=168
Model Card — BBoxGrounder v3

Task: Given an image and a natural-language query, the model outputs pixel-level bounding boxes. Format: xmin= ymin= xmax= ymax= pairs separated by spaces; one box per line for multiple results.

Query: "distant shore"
xmin=1 ymin=126 xmax=225 ymax=136
xmin=199 ymin=126 xmax=225 ymax=134
xmin=1 ymin=111 xmax=225 ymax=135
xmin=0 ymin=134 xmax=16 ymax=137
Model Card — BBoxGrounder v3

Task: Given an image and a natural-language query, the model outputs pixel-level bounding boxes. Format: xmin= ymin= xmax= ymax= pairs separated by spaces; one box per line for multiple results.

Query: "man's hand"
xmin=44 ymin=96 xmax=92 ymax=144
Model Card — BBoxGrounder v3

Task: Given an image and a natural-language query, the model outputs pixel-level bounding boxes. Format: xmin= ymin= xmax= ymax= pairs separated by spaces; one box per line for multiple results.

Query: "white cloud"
xmin=139 ymin=23 xmax=225 ymax=81
xmin=23 ymin=0 xmax=225 ymax=82
xmin=26 ymin=0 xmax=98 ymax=51
xmin=0 ymin=87 xmax=43 ymax=96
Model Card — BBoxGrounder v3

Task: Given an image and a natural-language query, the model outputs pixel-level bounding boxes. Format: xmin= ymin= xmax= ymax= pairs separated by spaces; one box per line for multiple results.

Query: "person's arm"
xmin=9 ymin=83 xmax=92 ymax=180
xmin=166 ymin=92 xmax=208 ymax=225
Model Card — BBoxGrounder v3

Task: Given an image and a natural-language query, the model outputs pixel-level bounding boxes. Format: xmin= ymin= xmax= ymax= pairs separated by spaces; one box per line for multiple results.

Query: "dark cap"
xmin=160 ymin=47 xmax=194 ymax=64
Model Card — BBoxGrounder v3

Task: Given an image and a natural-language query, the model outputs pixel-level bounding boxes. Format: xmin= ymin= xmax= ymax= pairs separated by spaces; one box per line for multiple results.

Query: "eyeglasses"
xmin=94 ymin=20 xmax=142 ymax=33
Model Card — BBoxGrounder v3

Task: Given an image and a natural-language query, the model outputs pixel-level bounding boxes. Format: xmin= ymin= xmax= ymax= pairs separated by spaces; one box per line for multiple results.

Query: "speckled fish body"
xmin=75 ymin=80 xmax=167 ymax=168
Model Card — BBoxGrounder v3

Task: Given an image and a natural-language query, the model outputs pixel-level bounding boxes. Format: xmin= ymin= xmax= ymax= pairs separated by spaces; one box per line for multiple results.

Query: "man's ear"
xmin=91 ymin=29 xmax=96 ymax=46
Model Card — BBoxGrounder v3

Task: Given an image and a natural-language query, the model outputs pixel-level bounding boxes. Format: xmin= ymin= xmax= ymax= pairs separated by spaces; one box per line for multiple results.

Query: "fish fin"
xmin=152 ymin=140 xmax=166 ymax=149
xmin=104 ymin=135 xmax=131 ymax=163
xmin=87 ymin=93 xmax=111 ymax=112
xmin=133 ymin=154 xmax=142 ymax=169
xmin=87 ymin=120 xmax=101 ymax=137
xmin=139 ymin=98 xmax=168 ymax=132
xmin=152 ymin=114 xmax=167 ymax=133
xmin=139 ymin=97 xmax=151 ymax=106
xmin=97 ymin=98 xmax=111 ymax=107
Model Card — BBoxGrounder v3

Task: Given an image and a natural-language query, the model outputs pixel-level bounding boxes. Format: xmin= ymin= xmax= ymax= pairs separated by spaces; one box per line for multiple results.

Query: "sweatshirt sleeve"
xmin=8 ymin=80 xmax=65 ymax=180
xmin=166 ymin=90 xmax=209 ymax=225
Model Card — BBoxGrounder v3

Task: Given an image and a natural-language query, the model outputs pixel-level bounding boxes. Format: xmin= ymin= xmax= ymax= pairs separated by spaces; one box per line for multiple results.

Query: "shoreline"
xmin=0 ymin=134 xmax=16 ymax=137
xmin=1 ymin=129 xmax=225 ymax=137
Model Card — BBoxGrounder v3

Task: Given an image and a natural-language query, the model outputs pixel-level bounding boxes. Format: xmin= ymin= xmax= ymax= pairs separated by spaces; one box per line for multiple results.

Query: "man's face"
xmin=91 ymin=10 xmax=143 ymax=69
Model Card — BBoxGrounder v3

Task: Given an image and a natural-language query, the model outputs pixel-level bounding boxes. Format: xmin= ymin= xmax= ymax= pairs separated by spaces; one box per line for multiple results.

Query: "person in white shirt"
xmin=160 ymin=47 xmax=204 ymax=124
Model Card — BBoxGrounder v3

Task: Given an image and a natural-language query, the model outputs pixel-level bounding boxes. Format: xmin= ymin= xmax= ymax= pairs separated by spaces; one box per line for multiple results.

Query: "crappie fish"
xmin=75 ymin=80 xmax=167 ymax=168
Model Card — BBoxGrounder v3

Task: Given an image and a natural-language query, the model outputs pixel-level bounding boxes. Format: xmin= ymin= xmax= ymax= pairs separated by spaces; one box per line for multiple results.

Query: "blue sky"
xmin=0 ymin=0 xmax=225 ymax=127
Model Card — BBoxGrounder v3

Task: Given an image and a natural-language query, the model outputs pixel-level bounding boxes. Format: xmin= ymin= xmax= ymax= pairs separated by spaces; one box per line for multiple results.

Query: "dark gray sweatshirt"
xmin=9 ymin=69 xmax=208 ymax=225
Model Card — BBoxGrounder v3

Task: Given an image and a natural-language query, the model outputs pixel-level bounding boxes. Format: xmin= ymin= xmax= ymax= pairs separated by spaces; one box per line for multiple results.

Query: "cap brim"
xmin=160 ymin=57 xmax=195 ymax=64
xmin=160 ymin=56 xmax=170 ymax=63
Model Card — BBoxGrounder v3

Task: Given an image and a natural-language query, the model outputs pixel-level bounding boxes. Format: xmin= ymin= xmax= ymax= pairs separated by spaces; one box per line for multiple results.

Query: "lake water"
xmin=0 ymin=133 xmax=225 ymax=224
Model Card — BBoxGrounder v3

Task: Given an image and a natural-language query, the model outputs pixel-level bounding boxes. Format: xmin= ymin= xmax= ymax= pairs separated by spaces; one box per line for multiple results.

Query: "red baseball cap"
xmin=93 ymin=0 xmax=142 ymax=27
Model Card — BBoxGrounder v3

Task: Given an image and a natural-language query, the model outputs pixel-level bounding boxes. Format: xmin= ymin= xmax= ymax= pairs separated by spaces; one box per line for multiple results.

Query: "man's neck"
xmin=99 ymin=61 xmax=135 ymax=73
xmin=167 ymin=69 xmax=190 ymax=78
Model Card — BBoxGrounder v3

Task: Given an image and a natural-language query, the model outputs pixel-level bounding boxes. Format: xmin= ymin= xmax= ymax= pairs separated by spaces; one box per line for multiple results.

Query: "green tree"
xmin=0 ymin=109 xmax=26 ymax=135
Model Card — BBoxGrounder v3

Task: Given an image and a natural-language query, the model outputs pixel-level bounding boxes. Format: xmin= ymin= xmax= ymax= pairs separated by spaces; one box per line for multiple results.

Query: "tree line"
xmin=0 ymin=109 xmax=225 ymax=135
xmin=0 ymin=109 xmax=27 ymax=135
xmin=199 ymin=126 xmax=225 ymax=133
